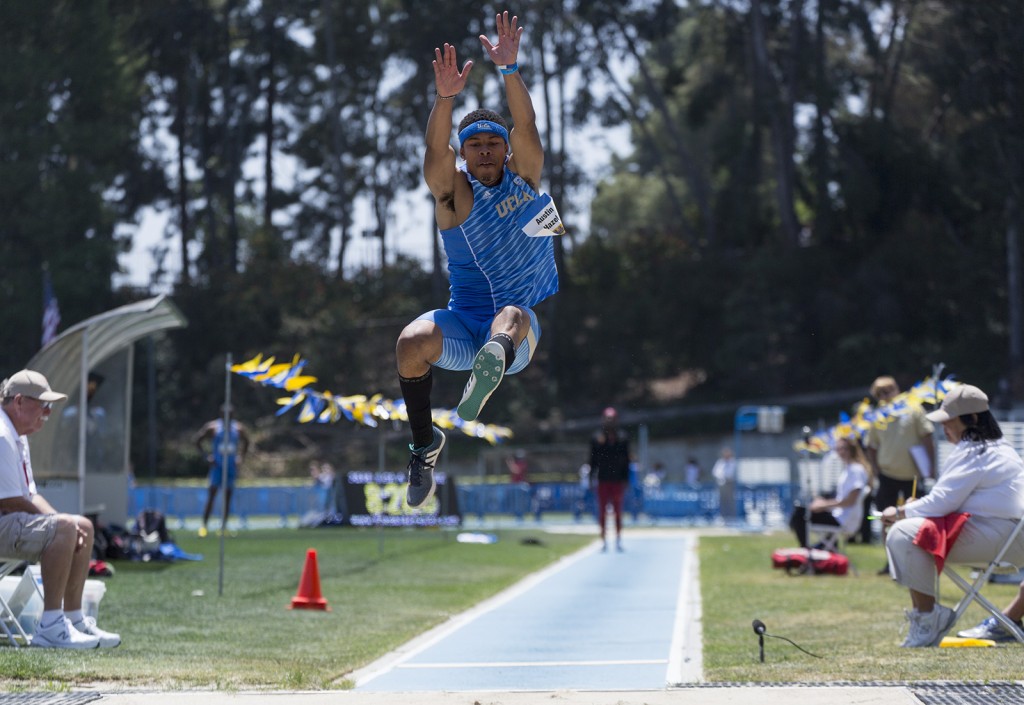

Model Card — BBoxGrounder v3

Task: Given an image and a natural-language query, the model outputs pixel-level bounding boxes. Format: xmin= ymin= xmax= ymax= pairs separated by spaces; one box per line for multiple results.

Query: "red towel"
xmin=913 ymin=512 xmax=971 ymax=572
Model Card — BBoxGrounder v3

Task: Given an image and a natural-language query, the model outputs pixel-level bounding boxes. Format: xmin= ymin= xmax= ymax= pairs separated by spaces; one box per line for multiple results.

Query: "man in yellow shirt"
xmin=865 ymin=375 xmax=935 ymax=574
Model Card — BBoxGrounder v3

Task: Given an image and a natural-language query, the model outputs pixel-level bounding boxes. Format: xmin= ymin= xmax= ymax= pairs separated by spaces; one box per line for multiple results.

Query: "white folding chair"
xmin=0 ymin=558 xmax=34 ymax=647
xmin=806 ymin=523 xmax=855 ymax=576
xmin=809 ymin=486 xmax=870 ymax=551
xmin=806 ymin=485 xmax=871 ymax=576
xmin=807 ymin=520 xmax=848 ymax=554
xmin=943 ymin=514 xmax=1024 ymax=645
xmin=801 ymin=452 xmax=841 ymax=550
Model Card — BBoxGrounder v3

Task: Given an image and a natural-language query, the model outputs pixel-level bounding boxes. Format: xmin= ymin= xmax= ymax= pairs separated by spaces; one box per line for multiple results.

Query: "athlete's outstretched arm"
xmin=424 ymin=43 xmax=472 ymax=200
xmin=480 ymin=11 xmax=543 ymax=187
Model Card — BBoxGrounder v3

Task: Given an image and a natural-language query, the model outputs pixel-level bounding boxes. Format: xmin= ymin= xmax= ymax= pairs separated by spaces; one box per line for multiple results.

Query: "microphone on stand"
xmin=752 ymin=619 xmax=766 ymax=662
xmin=751 ymin=618 xmax=823 ymax=663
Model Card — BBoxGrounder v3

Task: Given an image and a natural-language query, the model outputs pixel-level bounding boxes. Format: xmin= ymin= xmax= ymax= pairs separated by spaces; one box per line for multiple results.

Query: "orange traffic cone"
xmin=289 ymin=548 xmax=331 ymax=611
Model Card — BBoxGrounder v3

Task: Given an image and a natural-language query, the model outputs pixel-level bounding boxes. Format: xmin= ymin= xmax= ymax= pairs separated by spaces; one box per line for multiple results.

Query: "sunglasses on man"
xmin=22 ymin=396 xmax=54 ymax=411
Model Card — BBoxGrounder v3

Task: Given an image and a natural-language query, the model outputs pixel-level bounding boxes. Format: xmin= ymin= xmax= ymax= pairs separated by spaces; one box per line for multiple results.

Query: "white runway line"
xmin=349 ymin=540 xmax=605 ymax=687
xmin=666 ymin=534 xmax=703 ymax=684
xmin=399 ymin=659 xmax=667 ymax=670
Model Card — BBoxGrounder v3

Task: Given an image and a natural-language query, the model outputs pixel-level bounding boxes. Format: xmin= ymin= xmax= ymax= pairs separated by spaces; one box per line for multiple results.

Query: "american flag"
xmin=41 ymin=269 xmax=61 ymax=347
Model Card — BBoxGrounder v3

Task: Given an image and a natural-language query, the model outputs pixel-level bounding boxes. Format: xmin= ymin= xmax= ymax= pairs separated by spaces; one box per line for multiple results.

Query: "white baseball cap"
xmin=925 ymin=384 xmax=989 ymax=422
xmin=1 ymin=369 xmax=68 ymax=402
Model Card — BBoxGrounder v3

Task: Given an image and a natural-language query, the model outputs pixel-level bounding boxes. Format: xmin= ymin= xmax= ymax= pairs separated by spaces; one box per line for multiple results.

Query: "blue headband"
xmin=458 ymin=120 xmax=509 ymax=147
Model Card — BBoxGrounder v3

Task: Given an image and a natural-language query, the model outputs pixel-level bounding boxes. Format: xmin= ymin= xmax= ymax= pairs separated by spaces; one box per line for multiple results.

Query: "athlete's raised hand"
xmin=432 ymin=43 xmax=472 ymax=97
xmin=479 ymin=11 xmax=522 ymax=67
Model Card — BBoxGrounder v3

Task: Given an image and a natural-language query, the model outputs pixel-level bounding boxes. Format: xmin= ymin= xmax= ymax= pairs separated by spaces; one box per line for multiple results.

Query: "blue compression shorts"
xmin=416 ymin=307 xmax=540 ymax=374
xmin=208 ymin=462 xmax=237 ymax=489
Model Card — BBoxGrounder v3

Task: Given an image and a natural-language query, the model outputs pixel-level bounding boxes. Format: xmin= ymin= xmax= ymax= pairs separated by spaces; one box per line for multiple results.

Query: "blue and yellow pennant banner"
xmin=231 ymin=354 xmax=513 ymax=445
xmin=793 ymin=373 xmax=961 ymax=455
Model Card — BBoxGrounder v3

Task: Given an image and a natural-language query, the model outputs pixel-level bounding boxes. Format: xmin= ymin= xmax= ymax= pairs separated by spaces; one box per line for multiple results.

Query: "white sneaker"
xmin=32 ymin=616 xmax=100 ymax=649
xmin=957 ymin=615 xmax=1023 ymax=642
xmin=72 ymin=615 xmax=121 ymax=648
xmin=901 ymin=604 xmax=956 ymax=647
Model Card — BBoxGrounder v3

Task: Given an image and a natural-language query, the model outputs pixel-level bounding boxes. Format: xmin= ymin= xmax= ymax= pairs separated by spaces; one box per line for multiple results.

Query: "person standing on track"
xmin=396 ymin=10 xmax=561 ymax=508
xmin=590 ymin=407 xmax=632 ymax=552
xmin=194 ymin=405 xmax=250 ymax=537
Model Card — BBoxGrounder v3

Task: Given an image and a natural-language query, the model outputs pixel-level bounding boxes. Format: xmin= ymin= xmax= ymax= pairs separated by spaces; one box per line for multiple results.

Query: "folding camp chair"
xmin=806 ymin=487 xmax=872 ymax=553
xmin=807 ymin=485 xmax=871 ymax=575
xmin=807 ymin=485 xmax=869 ymax=552
xmin=808 ymin=517 xmax=851 ymax=553
xmin=800 ymin=452 xmax=842 ymax=552
xmin=943 ymin=514 xmax=1024 ymax=645
xmin=0 ymin=558 xmax=35 ymax=647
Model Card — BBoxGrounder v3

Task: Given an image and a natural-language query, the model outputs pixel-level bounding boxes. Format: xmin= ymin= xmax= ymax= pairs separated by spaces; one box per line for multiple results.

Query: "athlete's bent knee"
xmin=397 ymin=320 xmax=442 ymax=370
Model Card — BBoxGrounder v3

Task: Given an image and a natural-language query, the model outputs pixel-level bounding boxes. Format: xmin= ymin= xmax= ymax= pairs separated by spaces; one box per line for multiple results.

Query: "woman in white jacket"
xmin=882 ymin=384 xmax=1024 ymax=647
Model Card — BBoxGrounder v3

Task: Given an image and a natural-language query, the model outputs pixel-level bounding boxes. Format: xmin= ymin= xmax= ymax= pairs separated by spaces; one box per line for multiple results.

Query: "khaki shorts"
xmin=0 ymin=513 xmax=59 ymax=562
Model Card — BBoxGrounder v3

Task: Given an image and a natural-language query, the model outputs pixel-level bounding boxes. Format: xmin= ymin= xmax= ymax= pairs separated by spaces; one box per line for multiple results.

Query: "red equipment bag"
xmin=771 ymin=547 xmax=849 ymax=576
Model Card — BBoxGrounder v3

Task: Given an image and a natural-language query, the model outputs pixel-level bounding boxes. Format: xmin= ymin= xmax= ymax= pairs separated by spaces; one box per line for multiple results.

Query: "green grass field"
xmin=700 ymin=532 xmax=1024 ymax=681
xmin=0 ymin=527 xmax=591 ymax=692
xmin=1 ymin=526 xmax=1021 ymax=692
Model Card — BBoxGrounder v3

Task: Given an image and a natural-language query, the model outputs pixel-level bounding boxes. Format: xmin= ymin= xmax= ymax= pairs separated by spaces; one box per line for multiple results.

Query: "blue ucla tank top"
xmin=213 ymin=420 xmax=240 ymax=468
xmin=440 ymin=165 xmax=559 ymax=316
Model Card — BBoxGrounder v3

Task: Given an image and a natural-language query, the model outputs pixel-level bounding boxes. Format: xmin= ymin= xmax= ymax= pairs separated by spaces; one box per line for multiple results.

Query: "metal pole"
xmin=123 ymin=345 xmax=135 ymax=516
xmin=77 ymin=330 xmax=89 ymax=516
xmin=147 ymin=336 xmax=158 ymax=507
xmin=733 ymin=408 xmax=744 ymax=462
xmin=378 ymin=421 xmax=385 ymax=556
xmin=218 ymin=353 xmax=232 ymax=597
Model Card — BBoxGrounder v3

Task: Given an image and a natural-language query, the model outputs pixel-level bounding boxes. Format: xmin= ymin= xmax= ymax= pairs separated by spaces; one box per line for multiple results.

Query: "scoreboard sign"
xmin=342 ymin=470 xmax=461 ymax=527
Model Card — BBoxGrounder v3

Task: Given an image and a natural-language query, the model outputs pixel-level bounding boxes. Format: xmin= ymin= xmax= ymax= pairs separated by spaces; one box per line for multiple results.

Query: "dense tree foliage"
xmin=2 ymin=0 xmax=1022 ymax=474
xmin=0 ymin=1 xmax=158 ymax=366
xmin=577 ymin=0 xmax=1023 ymax=403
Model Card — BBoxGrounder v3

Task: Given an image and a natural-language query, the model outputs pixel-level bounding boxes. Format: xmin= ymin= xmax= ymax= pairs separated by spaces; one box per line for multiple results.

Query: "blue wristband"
xmin=498 ymin=62 xmax=519 ymax=75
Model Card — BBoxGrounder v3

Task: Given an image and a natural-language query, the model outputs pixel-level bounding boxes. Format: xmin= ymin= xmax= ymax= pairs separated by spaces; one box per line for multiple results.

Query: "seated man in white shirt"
xmin=0 ymin=370 xmax=120 ymax=649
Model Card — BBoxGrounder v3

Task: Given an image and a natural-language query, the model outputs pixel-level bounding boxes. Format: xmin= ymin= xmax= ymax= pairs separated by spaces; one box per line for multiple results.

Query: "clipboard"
xmin=910 ymin=444 xmax=932 ymax=479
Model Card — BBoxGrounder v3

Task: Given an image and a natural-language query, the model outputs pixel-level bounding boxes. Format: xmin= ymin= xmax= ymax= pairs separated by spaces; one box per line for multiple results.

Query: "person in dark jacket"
xmin=590 ymin=407 xmax=631 ymax=552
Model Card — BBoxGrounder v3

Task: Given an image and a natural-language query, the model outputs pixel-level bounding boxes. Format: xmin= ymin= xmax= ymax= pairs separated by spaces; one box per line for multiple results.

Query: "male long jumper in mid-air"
xmin=396 ymin=10 xmax=562 ymax=508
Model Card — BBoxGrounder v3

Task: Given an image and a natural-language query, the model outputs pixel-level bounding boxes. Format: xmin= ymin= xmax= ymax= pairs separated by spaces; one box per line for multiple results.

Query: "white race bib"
xmin=516 ymin=192 xmax=566 ymax=237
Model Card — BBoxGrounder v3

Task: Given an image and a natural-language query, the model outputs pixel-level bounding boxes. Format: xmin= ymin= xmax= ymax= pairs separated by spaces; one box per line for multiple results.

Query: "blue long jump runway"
xmin=352 ymin=532 xmax=701 ymax=691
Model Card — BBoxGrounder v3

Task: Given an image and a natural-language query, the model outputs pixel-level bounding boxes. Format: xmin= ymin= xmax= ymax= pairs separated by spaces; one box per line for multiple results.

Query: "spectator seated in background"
xmin=0 ymin=370 xmax=120 ymax=649
xmin=882 ymin=384 xmax=1024 ymax=647
xmin=789 ymin=436 xmax=869 ymax=549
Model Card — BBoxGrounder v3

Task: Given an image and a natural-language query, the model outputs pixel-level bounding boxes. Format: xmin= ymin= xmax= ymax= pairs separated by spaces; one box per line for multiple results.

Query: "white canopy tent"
xmin=23 ymin=295 xmax=187 ymax=525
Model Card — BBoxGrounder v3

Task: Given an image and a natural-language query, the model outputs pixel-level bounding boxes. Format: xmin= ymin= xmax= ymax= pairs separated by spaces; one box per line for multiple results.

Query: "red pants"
xmin=596 ymin=481 xmax=627 ymax=540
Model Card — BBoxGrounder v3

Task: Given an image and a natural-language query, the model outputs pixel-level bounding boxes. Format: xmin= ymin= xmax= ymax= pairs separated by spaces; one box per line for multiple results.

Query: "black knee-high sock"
xmin=489 ymin=332 xmax=516 ymax=368
xmin=400 ymin=370 xmax=434 ymax=448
